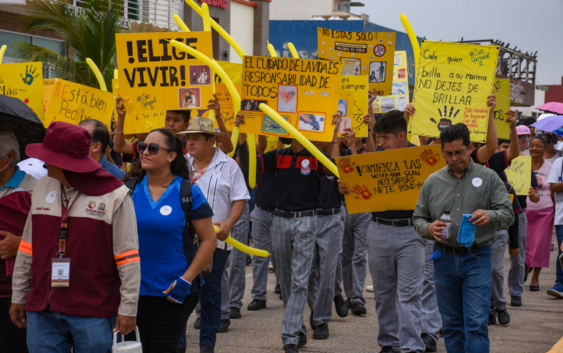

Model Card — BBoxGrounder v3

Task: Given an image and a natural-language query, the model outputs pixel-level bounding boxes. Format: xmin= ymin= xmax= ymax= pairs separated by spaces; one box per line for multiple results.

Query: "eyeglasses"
xmin=443 ymin=149 xmax=468 ymax=159
xmin=518 ymin=135 xmax=530 ymax=140
xmin=137 ymin=142 xmax=172 ymax=155
xmin=546 ymin=139 xmax=553 ymax=144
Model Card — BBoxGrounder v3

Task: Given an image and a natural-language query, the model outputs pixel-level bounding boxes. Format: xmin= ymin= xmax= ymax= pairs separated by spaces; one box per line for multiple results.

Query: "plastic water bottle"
xmin=439 ymin=211 xmax=452 ymax=241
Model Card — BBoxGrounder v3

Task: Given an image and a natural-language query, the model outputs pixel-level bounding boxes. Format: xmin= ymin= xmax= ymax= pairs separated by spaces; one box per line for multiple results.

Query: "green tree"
xmin=13 ymin=0 xmax=125 ymax=90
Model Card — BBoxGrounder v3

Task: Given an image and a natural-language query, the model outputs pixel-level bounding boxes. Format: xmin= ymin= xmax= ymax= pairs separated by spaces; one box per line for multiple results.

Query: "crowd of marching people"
xmin=2 ymin=87 xmax=563 ymax=353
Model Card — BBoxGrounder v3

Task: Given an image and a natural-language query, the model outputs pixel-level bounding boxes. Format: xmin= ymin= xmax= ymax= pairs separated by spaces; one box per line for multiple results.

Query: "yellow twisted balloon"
xmin=213 ymin=225 xmax=269 ymax=257
xmin=86 ymin=58 xmax=107 ymax=92
xmin=400 ymin=13 xmax=421 ymax=71
xmin=173 ymin=12 xmax=190 ymax=32
xmin=288 ymin=43 xmax=299 ymax=58
xmin=0 ymin=45 xmax=6 ymax=63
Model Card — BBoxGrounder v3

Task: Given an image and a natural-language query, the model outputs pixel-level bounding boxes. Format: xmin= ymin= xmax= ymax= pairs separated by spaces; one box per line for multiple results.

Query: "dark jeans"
xmin=126 ymin=291 xmax=200 ymax=353
xmin=555 ymin=225 xmax=563 ymax=285
xmin=434 ymin=245 xmax=492 ymax=353
xmin=0 ymin=297 xmax=27 ymax=353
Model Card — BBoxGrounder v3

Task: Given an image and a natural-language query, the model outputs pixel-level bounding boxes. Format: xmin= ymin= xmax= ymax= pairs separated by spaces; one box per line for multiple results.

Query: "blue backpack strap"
xmin=125 ymin=176 xmax=140 ymax=193
xmin=180 ymin=179 xmax=204 ymax=288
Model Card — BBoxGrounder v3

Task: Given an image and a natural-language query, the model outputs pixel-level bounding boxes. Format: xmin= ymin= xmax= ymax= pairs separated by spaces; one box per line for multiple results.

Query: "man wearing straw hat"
xmin=10 ymin=122 xmax=141 ymax=352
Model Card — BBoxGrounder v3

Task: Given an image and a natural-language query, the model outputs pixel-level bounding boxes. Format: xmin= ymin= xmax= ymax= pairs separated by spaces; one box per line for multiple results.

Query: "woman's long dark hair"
xmin=126 ymin=128 xmax=191 ymax=182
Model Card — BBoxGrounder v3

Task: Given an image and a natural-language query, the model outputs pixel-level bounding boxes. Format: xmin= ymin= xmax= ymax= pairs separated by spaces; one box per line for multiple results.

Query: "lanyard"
xmin=59 ymin=185 xmax=76 ymax=258
xmin=192 ymin=166 xmax=208 ymax=184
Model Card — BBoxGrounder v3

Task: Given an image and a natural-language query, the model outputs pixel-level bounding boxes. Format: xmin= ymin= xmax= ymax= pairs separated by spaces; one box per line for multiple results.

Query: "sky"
xmin=362 ymin=0 xmax=563 ymax=85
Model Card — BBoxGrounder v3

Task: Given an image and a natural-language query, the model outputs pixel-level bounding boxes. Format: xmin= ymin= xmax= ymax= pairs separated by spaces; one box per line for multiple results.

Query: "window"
xmin=337 ymin=4 xmax=341 ymax=10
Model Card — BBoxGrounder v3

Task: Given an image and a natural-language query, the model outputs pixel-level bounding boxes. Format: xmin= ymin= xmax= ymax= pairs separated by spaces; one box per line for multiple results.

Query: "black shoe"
xmin=334 ymin=294 xmax=349 ymax=318
xmin=488 ymin=311 xmax=496 ymax=326
xmin=421 ymin=333 xmax=437 ymax=352
xmin=309 ymin=311 xmax=316 ymax=330
xmin=350 ymin=302 xmax=367 ymax=315
xmin=379 ymin=347 xmax=400 ymax=353
xmin=313 ymin=323 xmax=329 ymax=340
xmin=497 ymin=309 xmax=510 ymax=325
xmin=438 ymin=327 xmax=443 ymax=337
xmin=524 ymin=267 xmax=533 ymax=282
xmin=218 ymin=319 xmax=231 ymax=333
xmin=248 ymin=299 xmax=267 ymax=311
xmin=275 ymin=284 xmax=281 ymax=294
xmin=298 ymin=332 xmax=307 ymax=348
xmin=530 ymin=285 xmax=540 ymax=291
xmin=283 ymin=344 xmax=299 ymax=353
xmin=229 ymin=307 xmax=241 ymax=319
xmin=510 ymin=295 xmax=522 ymax=307
xmin=200 ymin=347 xmax=214 ymax=353
xmin=279 ymin=293 xmax=283 ymax=300
xmin=194 ymin=318 xmax=201 ymax=329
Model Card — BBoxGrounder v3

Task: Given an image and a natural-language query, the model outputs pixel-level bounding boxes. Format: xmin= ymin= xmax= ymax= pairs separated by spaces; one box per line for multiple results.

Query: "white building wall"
xmin=230 ymin=1 xmax=255 ymax=64
xmin=269 ymin=0 xmax=332 ymax=20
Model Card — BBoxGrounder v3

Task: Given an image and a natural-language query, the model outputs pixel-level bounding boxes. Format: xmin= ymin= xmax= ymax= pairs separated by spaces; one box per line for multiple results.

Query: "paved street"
xmin=184 ymin=235 xmax=563 ymax=353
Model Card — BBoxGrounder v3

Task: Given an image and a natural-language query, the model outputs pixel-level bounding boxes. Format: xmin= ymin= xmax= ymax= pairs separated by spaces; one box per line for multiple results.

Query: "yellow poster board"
xmin=335 ymin=145 xmax=446 ymax=214
xmin=215 ymin=61 xmax=242 ymax=85
xmin=373 ymin=51 xmax=409 ymax=112
xmin=44 ymin=79 xmax=116 ymax=129
xmin=408 ymin=41 xmax=499 ymax=143
xmin=505 ymin=156 xmax=532 ymax=195
xmin=340 ymin=76 xmax=369 ymax=138
xmin=43 ymin=79 xmax=56 ymax=125
xmin=492 ymin=78 xmax=511 ymax=140
xmin=202 ymin=83 xmax=241 ymax=131
xmin=318 ymin=28 xmax=396 ymax=95
xmin=115 ymin=32 xmax=214 ymax=119
xmin=240 ymin=56 xmax=342 ymax=142
xmin=0 ymin=62 xmax=44 ymax=121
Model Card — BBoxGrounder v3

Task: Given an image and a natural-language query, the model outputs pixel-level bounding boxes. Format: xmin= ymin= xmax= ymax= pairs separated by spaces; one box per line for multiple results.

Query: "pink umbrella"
xmin=536 ymin=102 xmax=563 ymax=115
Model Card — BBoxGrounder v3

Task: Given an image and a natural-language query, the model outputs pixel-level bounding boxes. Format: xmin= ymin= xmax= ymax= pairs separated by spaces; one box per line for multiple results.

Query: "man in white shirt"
xmin=181 ymin=117 xmax=250 ymax=353
xmin=547 ymin=156 xmax=563 ymax=298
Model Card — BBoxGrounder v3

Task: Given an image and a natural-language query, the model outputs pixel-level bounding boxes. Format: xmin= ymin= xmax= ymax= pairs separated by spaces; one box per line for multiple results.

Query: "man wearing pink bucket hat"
xmin=9 ymin=122 xmax=141 ymax=352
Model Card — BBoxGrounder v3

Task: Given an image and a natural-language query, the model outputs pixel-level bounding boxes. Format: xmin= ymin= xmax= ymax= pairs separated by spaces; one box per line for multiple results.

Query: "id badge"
xmin=51 ymin=258 xmax=70 ymax=287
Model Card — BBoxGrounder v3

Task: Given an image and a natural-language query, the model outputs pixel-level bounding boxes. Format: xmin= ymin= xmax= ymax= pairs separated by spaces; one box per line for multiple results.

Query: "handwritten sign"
xmin=373 ymin=51 xmax=409 ymax=112
xmin=335 ymin=145 xmax=446 ymax=213
xmin=45 ymin=79 xmax=115 ymax=129
xmin=318 ymin=28 xmax=396 ymax=95
xmin=116 ymin=32 xmax=214 ymax=118
xmin=408 ymin=41 xmax=499 ymax=143
xmin=492 ymin=78 xmax=511 ymax=140
xmin=341 ymin=76 xmax=368 ymax=138
xmin=0 ymin=62 xmax=44 ymax=121
xmin=240 ymin=56 xmax=342 ymax=142
xmin=505 ymin=156 xmax=532 ymax=195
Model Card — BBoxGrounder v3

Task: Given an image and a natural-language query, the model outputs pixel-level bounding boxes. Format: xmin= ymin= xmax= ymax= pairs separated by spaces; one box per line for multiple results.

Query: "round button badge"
xmin=160 ymin=205 xmax=172 ymax=216
xmin=46 ymin=191 xmax=57 ymax=203
xmin=472 ymin=178 xmax=483 ymax=187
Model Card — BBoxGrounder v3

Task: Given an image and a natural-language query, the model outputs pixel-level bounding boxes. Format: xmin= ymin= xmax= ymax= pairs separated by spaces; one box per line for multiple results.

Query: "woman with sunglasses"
xmin=543 ymin=132 xmax=562 ymax=164
xmin=525 ymin=136 xmax=554 ymax=291
xmin=125 ymin=128 xmax=217 ymax=352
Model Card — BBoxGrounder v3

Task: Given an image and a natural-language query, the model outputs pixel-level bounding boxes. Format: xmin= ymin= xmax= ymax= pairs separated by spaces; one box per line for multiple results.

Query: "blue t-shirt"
xmin=133 ymin=175 xmax=213 ymax=296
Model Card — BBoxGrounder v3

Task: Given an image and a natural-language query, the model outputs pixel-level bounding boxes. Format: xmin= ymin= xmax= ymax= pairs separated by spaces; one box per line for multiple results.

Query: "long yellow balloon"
xmin=86 ymin=58 xmax=107 ymax=92
xmin=0 ymin=45 xmax=6 ymax=63
xmin=113 ymin=69 xmax=118 ymax=80
xmin=288 ymin=43 xmax=299 ymax=58
xmin=200 ymin=3 xmax=217 ymax=123
xmin=267 ymin=42 xmax=277 ymax=57
xmin=400 ymin=13 xmax=421 ymax=71
xmin=173 ymin=12 xmax=190 ymax=32
xmin=185 ymin=0 xmax=245 ymax=60
xmin=213 ymin=225 xmax=270 ymax=257
xmin=259 ymin=104 xmax=340 ymax=178
xmin=247 ymin=134 xmax=256 ymax=189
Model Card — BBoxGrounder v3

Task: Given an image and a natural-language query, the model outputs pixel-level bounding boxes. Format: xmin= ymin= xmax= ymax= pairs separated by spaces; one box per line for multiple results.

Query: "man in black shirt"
xmin=339 ymin=110 xmax=425 ymax=353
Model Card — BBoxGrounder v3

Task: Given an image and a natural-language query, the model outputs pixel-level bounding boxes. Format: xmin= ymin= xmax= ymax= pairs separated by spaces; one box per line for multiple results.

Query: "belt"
xmin=372 ymin=217 xmax=412 ymax=227
xmin=272 ymin=209 xmax=316 ymax=218
xmin=316 ymin=208 xmax=341 ymax=215
xmin=435 ymin=241 xmax=492 ymax=256
xmin=256 ymin=205 xmax=275 ymax=213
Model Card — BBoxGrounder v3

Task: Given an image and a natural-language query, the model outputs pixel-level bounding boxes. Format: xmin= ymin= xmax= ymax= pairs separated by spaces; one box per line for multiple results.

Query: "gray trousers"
xmin=421 ymin=239 xmax=441 ymax=343
xmin=491 ymin=229 xmax=509 ymax=311
xmin=307 ymin=209 xmax=346 ymax=326
xmin=250 ymin=206 xmax=276 ymax=301
xmin=508 ymin=212 xmax=527 ymax=297
xmin=226 ymin=203 xmax=251 ymax=310
xmin=335 ymin=210 xmax=371 ymax=305
xmin=271 ymin=214 xmax=317 ymax=346
xmin=368 ymin=222 xmax=426 ymax=353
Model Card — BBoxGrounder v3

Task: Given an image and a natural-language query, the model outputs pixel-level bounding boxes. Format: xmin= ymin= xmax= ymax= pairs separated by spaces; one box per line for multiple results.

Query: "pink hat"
xmin=516 ymin=125 xmax=531 ymax=135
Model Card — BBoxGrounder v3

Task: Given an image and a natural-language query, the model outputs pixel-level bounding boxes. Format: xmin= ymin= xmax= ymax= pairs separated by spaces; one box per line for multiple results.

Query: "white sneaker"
xmin=268 ymin=262 xmax=274 ymax=272
xmin=366 ymin=285 xmax=374 ymax=292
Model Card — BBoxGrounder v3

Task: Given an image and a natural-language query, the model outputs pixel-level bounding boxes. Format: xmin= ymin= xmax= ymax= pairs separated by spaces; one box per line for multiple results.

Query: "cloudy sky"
xmin=363 ymin=0 xmax=563 ymax=85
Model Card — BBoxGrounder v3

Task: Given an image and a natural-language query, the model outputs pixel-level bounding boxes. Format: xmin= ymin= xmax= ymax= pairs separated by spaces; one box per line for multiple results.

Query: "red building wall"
xmin=545 ymin=77 xmax=563 ymax=103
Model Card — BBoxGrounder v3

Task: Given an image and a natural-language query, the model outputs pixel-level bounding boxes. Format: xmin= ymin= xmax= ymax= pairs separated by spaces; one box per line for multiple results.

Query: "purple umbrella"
xmin=531 ymin=115 xmax=563 ymax=132
xmin=536 ymin=102 xmax=563 ymax=115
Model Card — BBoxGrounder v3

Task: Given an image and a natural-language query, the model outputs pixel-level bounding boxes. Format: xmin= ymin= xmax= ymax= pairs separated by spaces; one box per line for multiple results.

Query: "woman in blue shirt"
xmin=126 ymin=128 xmax=217 ymax=352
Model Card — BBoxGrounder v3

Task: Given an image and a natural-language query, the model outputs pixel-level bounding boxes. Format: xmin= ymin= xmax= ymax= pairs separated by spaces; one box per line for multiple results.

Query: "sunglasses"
xmin=518 ymin=135 xmax=530 ymax=140
xmin=137 ymin=142 xmax=172 ymax=155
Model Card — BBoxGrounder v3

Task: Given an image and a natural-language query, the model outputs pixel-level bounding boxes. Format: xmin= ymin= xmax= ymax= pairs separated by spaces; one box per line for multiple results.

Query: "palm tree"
xmin=13 ymin=0 xmax=125 ymax=90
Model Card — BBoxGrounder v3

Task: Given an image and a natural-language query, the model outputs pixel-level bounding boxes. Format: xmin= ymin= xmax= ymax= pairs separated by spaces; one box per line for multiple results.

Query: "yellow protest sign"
xmin=43 ymin=79 xmax=56 ymax=125
xmin=492 ymin=78 xmax=511 ymax=140
xmin=216 ymin=61 xmax=242 ymax=85
xmin=202 ymin=83 xmax=241 ymax=131
xmin=45 ymin=79 xmax=116 ymax=129
xmin=408 ymin=41 xmax=499 ymax=143
xmin=341 ymin=76 xmax=368 ymax=138
xmin=0 ymin=62 xmax=44 ymax=121
xmin=373 ymin=51 xmax=409 ymax=113
xmin=115 ymin=32 xmax=214 ymax=118
xmin=240 ymin=56 xmax=342 ymax=142
xmin=336 ymin=145 xmax=446 ymax=213
xmin=505 ymin=156 xmax=532 ymax=195
xmin=318 ymin=28 xmax=396 ymax=95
